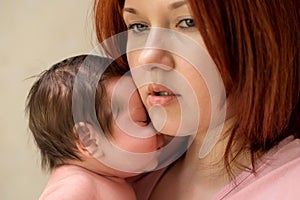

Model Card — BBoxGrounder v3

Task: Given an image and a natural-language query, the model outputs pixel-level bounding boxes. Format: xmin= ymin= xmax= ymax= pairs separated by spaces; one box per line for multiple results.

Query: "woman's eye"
xmin=177 ymin=18 xmax=195 ymax=29
xmin=128 ymin=23 xmax=149 ymax=33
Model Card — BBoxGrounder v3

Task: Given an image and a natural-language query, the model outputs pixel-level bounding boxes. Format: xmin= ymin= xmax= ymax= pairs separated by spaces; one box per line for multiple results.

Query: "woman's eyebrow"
xmin=123 ymin=7 xmax=138 ymax=15
xmin=168 ymin=1 xmax=187 ymax=10
xmin=123 ymin=1 xmax=186 ymax=15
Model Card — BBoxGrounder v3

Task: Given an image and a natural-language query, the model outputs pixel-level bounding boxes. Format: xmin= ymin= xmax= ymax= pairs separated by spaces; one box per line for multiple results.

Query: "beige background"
xmin=0 ymin=1 xmax=95 ymax=199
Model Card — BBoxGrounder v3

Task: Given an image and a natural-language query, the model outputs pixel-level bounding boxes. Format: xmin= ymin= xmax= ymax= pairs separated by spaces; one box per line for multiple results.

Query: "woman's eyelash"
xmin=176 ymin=18 xmax=195 ymax=29
xmin=127 ymin=23 xmax=149 ymax=33
xmin=127 ymin=18 xmax=195 ymax=33
xmin=127 ymin=24 xmax=136 ymax=29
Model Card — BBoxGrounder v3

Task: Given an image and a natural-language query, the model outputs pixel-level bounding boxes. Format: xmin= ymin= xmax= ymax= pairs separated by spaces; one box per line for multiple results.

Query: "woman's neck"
xmin=172 ymin=118 xmax=251 ymax=199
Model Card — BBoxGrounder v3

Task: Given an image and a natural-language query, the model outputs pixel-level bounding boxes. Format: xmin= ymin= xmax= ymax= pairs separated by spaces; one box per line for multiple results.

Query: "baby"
xmin=26 ymin=55 xmax=164 ymax=200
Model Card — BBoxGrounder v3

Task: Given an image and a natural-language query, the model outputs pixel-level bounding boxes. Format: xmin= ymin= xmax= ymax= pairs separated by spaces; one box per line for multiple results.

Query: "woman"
xmin=93 ymin=0 xmax=300 ymax=199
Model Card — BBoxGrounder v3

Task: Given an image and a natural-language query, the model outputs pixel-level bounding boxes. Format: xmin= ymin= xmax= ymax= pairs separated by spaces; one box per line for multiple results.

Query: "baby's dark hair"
xmin=26 ymin=55 xmax=126 ymax=171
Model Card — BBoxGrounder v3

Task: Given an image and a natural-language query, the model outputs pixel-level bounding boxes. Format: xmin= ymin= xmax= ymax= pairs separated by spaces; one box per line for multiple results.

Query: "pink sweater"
xmin=129 ymin=136 xmax=300 ymax=200
xmin=213 ymin=136 xmax=300 ymax=200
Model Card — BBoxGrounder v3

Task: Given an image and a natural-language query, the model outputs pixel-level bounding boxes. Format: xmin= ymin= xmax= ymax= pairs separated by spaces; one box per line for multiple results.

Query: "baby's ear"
xmin=74 ymin=122 xmax=103 ymax=159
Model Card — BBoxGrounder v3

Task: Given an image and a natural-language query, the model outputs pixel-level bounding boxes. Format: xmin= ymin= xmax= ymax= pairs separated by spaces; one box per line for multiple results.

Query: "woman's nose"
xmin=136 ymin=28 xmax=176 ymax=70
xmin=138 ymin=48 xmax=175 ymax=71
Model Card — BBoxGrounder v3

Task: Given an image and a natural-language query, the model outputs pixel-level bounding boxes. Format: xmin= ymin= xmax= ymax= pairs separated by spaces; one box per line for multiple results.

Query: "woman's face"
xmin=123 ymin=0 xmax=215 ymax=136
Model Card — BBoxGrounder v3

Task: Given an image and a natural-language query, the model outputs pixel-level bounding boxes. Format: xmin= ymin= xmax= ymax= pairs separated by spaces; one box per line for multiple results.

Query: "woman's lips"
xmin=147 ymin=84 xmax=179 ymax=106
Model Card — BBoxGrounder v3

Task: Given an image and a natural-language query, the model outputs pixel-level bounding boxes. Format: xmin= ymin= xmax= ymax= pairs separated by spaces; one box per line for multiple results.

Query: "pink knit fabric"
xmin=213 ymin=136 xmax=300 ymax=200
xmin=130 ymin=136 xmax=300 ymax=200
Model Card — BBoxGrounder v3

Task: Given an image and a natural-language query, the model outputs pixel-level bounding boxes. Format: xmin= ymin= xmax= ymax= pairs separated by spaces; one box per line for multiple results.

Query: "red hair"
xmin=94 ymin=0 xmax=128 ymax=70
xmin=188 ymin=0 xmax=300 ymax=173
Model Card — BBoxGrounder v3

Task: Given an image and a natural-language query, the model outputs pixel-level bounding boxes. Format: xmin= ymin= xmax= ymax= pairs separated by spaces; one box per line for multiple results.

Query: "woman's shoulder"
xmin=214 ymin=137 xmax=300 ymax=200
xmin=260 ymin=136 xmax=300 ymax=175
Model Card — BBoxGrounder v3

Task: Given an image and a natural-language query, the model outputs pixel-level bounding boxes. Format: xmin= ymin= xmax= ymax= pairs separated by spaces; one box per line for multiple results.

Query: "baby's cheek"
xmin=126 ymin=137 xmax=158 ymax=153
xmin=112 ymin=131 xmax=157 ymax=153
